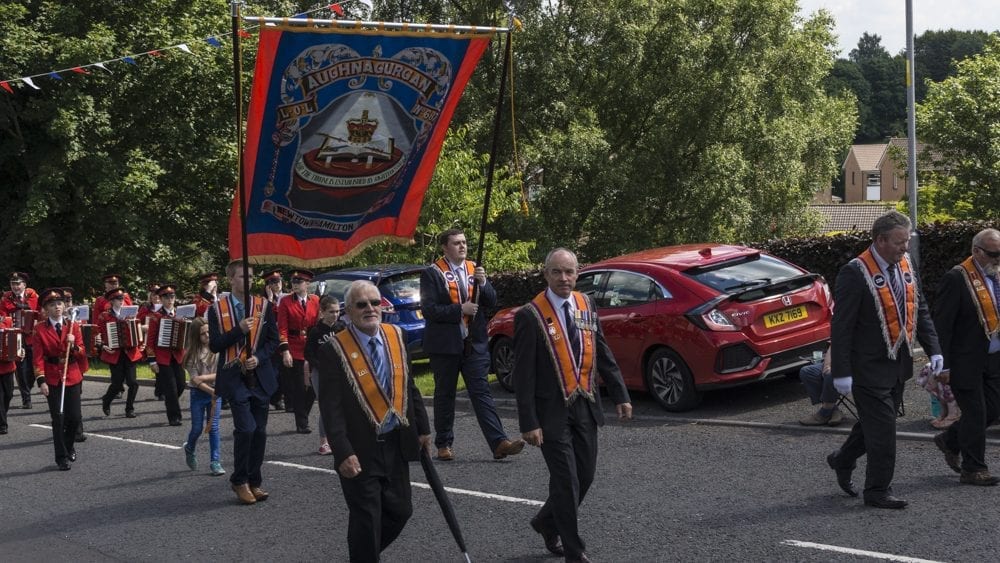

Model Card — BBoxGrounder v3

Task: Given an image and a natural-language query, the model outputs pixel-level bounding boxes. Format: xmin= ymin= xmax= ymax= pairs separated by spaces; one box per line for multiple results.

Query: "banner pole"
xmin=474 ymin=30 xmax=512 ymax=267
xmin=231 ymin=0 xmax=251 ymax=299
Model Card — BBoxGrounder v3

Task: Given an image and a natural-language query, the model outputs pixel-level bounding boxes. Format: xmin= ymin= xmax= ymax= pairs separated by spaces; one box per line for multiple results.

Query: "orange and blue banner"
xmin=231 ymin=25 xmax=493 ymax=265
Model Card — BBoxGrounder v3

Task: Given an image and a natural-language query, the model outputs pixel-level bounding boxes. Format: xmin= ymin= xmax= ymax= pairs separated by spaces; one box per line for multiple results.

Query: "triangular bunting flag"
xmin=237 ymin=29 xmax=251 ymax=39
xmin=149 ymin=50 xmax=163 ymax=57
xmin=22 ymin=77 xmax=40 ymax=90
xmin=94 ymin=62 xmax=112 ymax=73
xmin=206 ymin=37 xmax=222 ymax=47
xmin=71 ymin=67 xmax=90 ymax=74
xmin=123 ymin=56 xmax=137 ymax=65
xmin=48 ymin=71 xmax=63 ymax=80
xmin=330 ymin=3 xmax=345 ymax=17
xmin=1 ymin=82 xmax=13 ymax=94
xmin=177 ymin=44 xmax=192 ymax=54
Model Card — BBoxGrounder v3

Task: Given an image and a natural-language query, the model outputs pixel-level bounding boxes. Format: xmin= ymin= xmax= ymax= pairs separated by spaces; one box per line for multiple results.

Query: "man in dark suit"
xmin=317 ymin=280 xmax=431 ymax=562
xmin=932 ymin=228 xmax=1000 ymax=486
xmin=209 ymin=259 xmax=279 ymax=505
xmin=514 ymin=248 xmax=632 ymax=563
xmin=826 ymin=211 xmax=942 ymax=509
xmin=420 ymin=228 xmax=524 ymax=461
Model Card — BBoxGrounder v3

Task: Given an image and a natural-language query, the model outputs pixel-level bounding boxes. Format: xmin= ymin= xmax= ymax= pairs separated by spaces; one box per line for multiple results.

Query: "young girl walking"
xmin=182 ymin=317 xmax=224 ymax=476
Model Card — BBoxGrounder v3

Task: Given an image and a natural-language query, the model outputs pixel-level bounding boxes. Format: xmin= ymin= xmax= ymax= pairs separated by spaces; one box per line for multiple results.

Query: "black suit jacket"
xmin=317 ymin=339 xmax=430 ymax=471
xmin=513 ymin=295 xmax=630 ymax=437
xmin=208 ymin=296 xmax=280 ymax=399
xmin=419 ymin=264 xmax=497 ymax=356
xmin=831 ymin=259 xmax=941 ymax=388
xmin=934 ymin=265 xmax=993 ymax=390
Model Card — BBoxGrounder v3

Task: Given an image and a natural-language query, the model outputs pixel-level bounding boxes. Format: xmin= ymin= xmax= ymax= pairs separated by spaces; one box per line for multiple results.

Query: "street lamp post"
xmin=905 ymin=0 xmax=920 ymax=267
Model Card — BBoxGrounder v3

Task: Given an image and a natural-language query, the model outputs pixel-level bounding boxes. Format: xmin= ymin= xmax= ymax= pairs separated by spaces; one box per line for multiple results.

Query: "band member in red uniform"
xmin=261 ymin=269 xmax=287 ymax=411
xmin=146 ymin=284 xmax=187 ymax=426
xmin=137 ymin=283 xmax=162 ymax=324
xmin=2 ymin=271 xmax=39 ymax=409
xmin=32 ymin=288 xmax=89 ymax=471
xmin=99 ymin=288 xmax=144 ymax=418
xmin=193 ymin=273 xmax=219 ymax=318
xmin=278 ymin=269 xmax=320 ymax=433
xmin=0 ymin=309 xmax=25 ymax=434
xmin=60 ymin=287 xmax=89 ymax=443
xmin=92 ymin=274 xmax=133 ymax=319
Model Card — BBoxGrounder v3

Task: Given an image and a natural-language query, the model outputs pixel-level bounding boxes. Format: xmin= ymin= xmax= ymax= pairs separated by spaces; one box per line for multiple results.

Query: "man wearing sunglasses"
xmin=316 ymin=280 xmax=430 ymax=561
xmin=420 ymin=228 xmax=524 ymax=462
xmin=932 ymin=228 xmax=1000 ymax=486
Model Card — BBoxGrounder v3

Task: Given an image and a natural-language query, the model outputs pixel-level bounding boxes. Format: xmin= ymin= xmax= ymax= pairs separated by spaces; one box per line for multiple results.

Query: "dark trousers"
xmin=14 ymin=346 xmax=33 ymax=404
xmin=156 ymin=360 xmax=185 ymax=423
xmin=282 ymin=359 xmax=314 ymax=430
xmin=941 ymin=352 xmax=1000 ymax=472
xmin=832 ymin=381 xmax=903 ymax=498
xmin=339 ymin=431 xmax=412 ymax=563
xmin=229 ymin=381 xmax=270 ymax=486
xmin=0 ymin=371 xmax=13 ymax=430
xmin=535 ymin=399 xmax=599 ymax=559
xmin=45 ymin=382 xmax=81 ymax=463
xmin=429 ymin=351 xmax=506 ymax=450
xmin=103 ymin=356 xmax=138 ymax=413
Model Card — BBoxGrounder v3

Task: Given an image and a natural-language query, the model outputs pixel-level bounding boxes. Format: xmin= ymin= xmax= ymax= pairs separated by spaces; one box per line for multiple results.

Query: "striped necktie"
xmin=368 ymin=338 xmax=387 ymax=391
xmin=888 ymin=264 xmax=906 ymax=321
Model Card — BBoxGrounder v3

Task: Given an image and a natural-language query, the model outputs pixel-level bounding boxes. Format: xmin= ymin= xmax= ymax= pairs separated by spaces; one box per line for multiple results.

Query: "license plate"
xmin=763 ymin=305 xmax=808 ymax=328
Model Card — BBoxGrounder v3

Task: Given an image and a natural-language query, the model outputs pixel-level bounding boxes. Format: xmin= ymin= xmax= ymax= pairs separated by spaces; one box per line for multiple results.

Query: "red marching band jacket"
xmin=1 ymin=288 xmax=39 ymax=316
xmin=145 ymin=309 xmax=186 ymax=365
xmin=0 ymin=315 xmax=16 ymax=374
xmin=277 ymin=293 xmax=320 ymax=360
xmin=92 ymin=292 xmax=133 ymax=320
xmin=98 ymin=308 xmax=145 ymax=364
xmin=31 ymin=318 xmax=89 ymax=386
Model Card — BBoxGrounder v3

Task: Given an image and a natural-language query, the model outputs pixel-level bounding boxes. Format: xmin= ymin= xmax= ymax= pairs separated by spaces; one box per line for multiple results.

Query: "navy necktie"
xmin=55 ymin=322 xmax=62 ymax=336
xmin=235 ymin=301 xmax=245 ymax=322
xmin=563 ymin=302 xmax=580 ymax=365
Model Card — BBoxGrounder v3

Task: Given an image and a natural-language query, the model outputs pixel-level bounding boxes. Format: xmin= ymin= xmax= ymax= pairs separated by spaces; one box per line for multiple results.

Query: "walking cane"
xmin=58 ymin=309 xmax=78 ymax=416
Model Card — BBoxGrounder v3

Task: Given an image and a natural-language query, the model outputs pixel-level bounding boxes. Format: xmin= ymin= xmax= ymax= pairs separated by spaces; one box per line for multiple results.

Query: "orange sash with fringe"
xmin=215 ymin=293 xmax=268 ymax=366
xmin=527 ymin=291 xmax=597 ymax=404
xmin=853 ymin=249 xmax=917 ymax=359
xmin=331 ymin=324 xmax=409 ymax=429
xmin=957 ymin=257 xmax=1000 ymax=338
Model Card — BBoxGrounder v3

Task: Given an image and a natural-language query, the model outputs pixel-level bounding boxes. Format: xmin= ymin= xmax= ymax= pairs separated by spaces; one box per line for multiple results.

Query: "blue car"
xmin=309 ymin=264 xmax=426 ymax=359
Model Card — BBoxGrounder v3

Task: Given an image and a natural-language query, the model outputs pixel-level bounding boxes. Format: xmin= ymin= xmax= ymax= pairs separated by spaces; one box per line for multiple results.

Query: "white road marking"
xmin=29 ymin=424 xmax=182 ymax=450
xmin=781 ymin=540 xmax=946 ymax=563
xmin=267 ymin=460 xmax=545 ymax=506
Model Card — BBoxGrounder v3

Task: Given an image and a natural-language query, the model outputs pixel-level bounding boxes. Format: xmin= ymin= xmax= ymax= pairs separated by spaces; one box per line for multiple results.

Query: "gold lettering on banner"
xmin=300 ymin=57 xmax=437 ymax=100
xmin=277 ymin=98 xmax=319 ymax=121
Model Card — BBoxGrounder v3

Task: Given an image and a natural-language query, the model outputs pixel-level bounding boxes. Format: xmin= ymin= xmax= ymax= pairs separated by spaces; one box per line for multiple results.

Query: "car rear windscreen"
xmin=684 ymin=254 xmax=804 ymax=293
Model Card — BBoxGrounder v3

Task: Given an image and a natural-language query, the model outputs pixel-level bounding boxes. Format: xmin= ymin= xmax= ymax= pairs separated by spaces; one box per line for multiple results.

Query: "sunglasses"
xmin=354 ymin=299 xmax=382 ymax=309
xmin=977 ymin=245 xmax=1000 ymax=259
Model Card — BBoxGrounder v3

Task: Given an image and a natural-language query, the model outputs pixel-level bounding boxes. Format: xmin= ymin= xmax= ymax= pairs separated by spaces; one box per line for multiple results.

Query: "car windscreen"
xmin=683 ymin=254 xmax=804 ymax=293
xmin=311 ymin=278 xmax=356 ymax=300
xmin=381 ymin=272 xmax=421 ymax=304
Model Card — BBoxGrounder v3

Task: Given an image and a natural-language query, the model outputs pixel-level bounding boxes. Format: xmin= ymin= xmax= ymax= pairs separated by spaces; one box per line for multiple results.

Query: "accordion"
xmin=156 ymin=318 xmax=189 ymax=351
xmin=81 ymin=324 xmax=100 ymax=357
xmin=0 ymin=328 xmax=22 ymax=362
xmin=106 ymin=319 xmax=143 ymax=349
xmin=13 ymin=310 xmax=37 ymax=337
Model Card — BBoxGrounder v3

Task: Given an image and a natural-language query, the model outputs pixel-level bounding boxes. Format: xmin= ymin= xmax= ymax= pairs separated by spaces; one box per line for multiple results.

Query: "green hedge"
xmin=489 ymin=220 xmax=996 ymax=314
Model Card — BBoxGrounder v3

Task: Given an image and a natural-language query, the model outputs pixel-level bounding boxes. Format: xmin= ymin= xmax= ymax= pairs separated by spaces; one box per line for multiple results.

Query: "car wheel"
xmin=645 ymin=348 xmax=701 ymax=412
xmin=492 ymin=336 xmax=516 ymax=392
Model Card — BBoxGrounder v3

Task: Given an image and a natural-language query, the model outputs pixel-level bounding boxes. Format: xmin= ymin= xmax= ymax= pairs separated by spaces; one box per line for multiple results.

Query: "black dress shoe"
xmin=57 ymin=461 xmax=71 ymax=471
xmin=864 ymin=495 xmax=908 ymax=509
xmin=74 ymin=433 xmax=86 ymax=443
xmin=296 ymin=427 xmax=313 ymax=434
xmin=102 ymin=397 xmax=112 ymax=416
xmin=530 ymin=516 xmax=564 ymax=556
xmin=169 ymin=419 xmax=182 ymax=426
xmin=827 ymin=452 xmax=859 ymax=497
xmin=125 ymin=410 xmax=137 ymax=418
xmin=69 ymin=451 xmax=77 ymax=462
xmin=0 ymin=426 xmax=7 ymax=435
xmin=23 ymin=401 xmax=32 ymax=409
xmin=934 ymin=433 xmax=961 ymax=473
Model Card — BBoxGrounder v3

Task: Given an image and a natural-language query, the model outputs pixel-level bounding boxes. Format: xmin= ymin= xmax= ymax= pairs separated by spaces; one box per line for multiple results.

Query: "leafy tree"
xmin=917 ymin=36 xmax=1000 ymax=221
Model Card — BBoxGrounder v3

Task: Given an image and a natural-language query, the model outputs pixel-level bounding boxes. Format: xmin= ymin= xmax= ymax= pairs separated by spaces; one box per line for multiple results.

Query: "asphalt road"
xmin=3 ymin=367 xmax=1000 ymax=562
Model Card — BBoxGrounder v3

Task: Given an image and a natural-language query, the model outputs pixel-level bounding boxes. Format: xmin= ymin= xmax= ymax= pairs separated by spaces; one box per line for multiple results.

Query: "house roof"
xmin=847 ymin=144 xmax=887 ymax=171
xmin=810 ymin=203 xmax=897 ymax=234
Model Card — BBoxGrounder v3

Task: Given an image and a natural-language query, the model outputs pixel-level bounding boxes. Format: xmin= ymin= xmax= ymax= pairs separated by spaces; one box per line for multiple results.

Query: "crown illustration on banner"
xmin=347 ymin=110 xmax=378 ymax=144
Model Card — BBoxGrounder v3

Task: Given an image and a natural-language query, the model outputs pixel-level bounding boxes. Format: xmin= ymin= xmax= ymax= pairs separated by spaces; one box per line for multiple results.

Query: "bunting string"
xmin=0 ymin=2 xmax=355 ymax=94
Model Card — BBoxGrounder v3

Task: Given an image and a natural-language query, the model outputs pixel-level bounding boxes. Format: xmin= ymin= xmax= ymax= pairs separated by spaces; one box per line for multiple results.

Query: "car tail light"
xmin=687 ymin=307 xmax=741 ymax=332
xmin=380 ymin=296 xmax=395 ymax=313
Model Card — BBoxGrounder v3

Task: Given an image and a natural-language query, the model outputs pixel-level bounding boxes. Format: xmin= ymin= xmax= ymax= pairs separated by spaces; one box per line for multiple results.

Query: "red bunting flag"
xmin=71 ymin=67 xmax=90 ymax=74
xmin=0 ymin=82 xmax=12 ymax=94
xmin=330 ymin=3 xmax=345 ymax=16
xmin=238 ymin=29 xmax=252 ymax=39
xmin=149 ymin=50 xmax=163 ymax=57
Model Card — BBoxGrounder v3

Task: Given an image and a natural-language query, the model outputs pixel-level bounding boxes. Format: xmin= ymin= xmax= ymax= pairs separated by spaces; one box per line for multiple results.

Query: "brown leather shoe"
xmin=437 ymin=447 xmax=454 ymax=461
xmin=798 ymin=410 xmax=832 ymax=426
xmin=960 ymin=470 xmax=1000 ymax=486
xmin=232 ymin=483 xmax=257 ymax=505
xmin=249 ymin=486 xmax=270 ymax=501
xmin=934 ymin=433 xmax=961 ymax=473
xmin=493 ymin=438 xmax=526 ymax=460
xmin=530 ymin=516 xmax=564 ymax=556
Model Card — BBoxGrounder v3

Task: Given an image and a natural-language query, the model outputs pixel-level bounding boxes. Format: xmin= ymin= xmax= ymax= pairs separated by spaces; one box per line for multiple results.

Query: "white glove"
xmin=930 ymin=354 xmax=944 ymax=376
xmin=833 ymin=376 xmax=853 ymax=396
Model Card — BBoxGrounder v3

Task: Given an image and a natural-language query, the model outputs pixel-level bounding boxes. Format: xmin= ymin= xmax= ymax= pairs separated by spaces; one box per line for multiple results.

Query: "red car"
xmin=488 ymin=244 xmax=832 ymax=411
